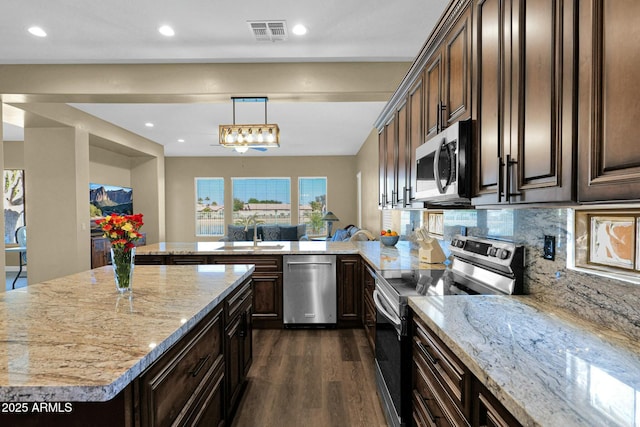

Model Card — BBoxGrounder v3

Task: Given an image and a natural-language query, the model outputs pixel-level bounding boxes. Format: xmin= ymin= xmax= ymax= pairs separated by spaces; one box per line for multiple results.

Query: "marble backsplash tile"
xmin=442 ymin=208 xmax=640 ymax=341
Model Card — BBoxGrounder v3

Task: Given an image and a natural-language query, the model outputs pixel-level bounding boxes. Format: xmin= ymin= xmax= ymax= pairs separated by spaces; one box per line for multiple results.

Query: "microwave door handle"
xmin=433 ymin=137 xmax=447 ymax=194
xmin=373 ymin=289 xmax=402 ymax=329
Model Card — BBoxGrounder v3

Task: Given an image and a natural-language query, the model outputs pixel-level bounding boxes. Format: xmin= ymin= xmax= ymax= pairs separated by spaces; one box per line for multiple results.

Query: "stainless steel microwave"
xmin=414 ymin=119 xmax=472 ymax=204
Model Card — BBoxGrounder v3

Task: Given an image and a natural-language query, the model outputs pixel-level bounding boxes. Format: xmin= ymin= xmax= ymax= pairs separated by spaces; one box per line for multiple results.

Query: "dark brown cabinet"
xmin=210 ymin=255 xmax=283 ymax=329
xmin=473 ymin=0 xmax=576 ymax=205
xmin=224 ymin=280 xmax=253 ymax=419
xmin=424 ymin=51 xmax=444 ymax=140
xmin=337 ymin=255 xmax=361 ymax=327
xmin=412 ymin=314 xmax=471 ymax=426
xmin=139 ymin=305 xmax=225 ymax=427
xmin=577 ymin=0 xmax=640 ymax=203
xmin=425 ymin=4 xmax=471 ymax=141
xmin=377 ymin=1 xmax=470 ymax=209
xmin=406 ymin=77 xmax=424 ymax=204
xmin=379 ymin=114 xmax=399 ymax=209
xmin=473 ymin=381 xmax=522 ymax=427
xmin=361 ymin=262 xmax=376 ymax=353
xmin=412 ymin=312 xmax=521 ymax=427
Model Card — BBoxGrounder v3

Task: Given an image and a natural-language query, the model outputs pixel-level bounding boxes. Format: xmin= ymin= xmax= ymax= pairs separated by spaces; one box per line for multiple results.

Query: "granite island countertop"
xmin=0 ymin=264 xmax=254 ymax=402
xmin=409 ymin=295 xmax=640 ymax=427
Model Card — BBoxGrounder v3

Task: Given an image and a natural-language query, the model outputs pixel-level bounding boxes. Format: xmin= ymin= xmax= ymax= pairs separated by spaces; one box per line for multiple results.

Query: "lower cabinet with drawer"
xmin=138 ymin=304 xmax=226 ymax=427
xmin=138 ymin=277 xmax=253 ymax=427
xmin=411 ymin=313 xmax=521 ymax=427
xmin=224 ymin=279 xmax=253 ymax=419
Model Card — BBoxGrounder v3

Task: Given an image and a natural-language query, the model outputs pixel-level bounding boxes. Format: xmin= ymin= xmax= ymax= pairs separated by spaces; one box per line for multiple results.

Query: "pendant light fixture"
xmin=219 ymin=97 xmax=280 ymax=153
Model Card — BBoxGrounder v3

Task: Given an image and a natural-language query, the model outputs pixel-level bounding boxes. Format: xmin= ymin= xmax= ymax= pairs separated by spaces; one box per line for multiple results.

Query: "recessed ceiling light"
xmin=145 ymin=122 xmax=154 ymax=128
xmin=178 ymin=139 xmax=185 ymax=143
xmin=291 ymin=24 xmax=307 ymax=36
xmin=28 ymin=26 xmax=47 ymax=37
xmin=158 ymin=25 xmax=175 ymax=37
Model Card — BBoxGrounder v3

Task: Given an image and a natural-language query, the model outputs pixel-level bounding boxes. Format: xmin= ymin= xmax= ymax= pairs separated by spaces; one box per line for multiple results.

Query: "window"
xmin=232 ymin=178 xmax=291 ymax=225
xmin=195 ymin=178 xmax=224 ymax=236
xmin=299 ymin=177 xmax=327 ymax=235
xmin=4 ymin=170 xmax=25 ymax=244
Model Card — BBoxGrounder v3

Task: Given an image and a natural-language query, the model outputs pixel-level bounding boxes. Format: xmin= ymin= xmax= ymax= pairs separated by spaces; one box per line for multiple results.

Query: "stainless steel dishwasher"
xmin=283 ymin=255 xmax=337 ymax=326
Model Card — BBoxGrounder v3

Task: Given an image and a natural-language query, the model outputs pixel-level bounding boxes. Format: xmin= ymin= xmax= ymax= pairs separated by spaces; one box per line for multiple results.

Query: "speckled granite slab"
xmin=137 ymin=240 xmax=435 ymax=273
xmin=137 ymin=240 xmax=434 ymax=273
xmin=136 ymin=240 xmax=360 ymax=256
xmin=0 ymin=264 xmax=254 ymax=402
xmin=409 ymin=295 xmax=640 ymax=427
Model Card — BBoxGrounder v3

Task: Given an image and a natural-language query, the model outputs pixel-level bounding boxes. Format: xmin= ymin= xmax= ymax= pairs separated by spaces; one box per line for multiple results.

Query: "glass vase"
xmin=111 ymin=247 xmax=135 ymax=294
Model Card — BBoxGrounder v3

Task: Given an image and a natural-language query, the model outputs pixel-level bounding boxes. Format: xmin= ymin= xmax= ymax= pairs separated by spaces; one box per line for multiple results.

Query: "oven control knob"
xmin=488 ymin=247 xmax=497 ymax=257
xmin=498 ymin=249 xmax=510 ymax=260
xmin=456 ymin=240 xmax=465 ymax=248
xmin=451 ymin=239 xmax=458 ymax=247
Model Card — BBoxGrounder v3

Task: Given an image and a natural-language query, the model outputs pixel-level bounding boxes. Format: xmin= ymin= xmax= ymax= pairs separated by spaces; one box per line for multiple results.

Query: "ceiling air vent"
xmin=247 ymin=20 xmax=288 ymax=42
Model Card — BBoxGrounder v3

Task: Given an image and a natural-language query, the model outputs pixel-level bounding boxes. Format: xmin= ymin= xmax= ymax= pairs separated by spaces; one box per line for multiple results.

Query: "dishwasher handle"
xmin=286 ymin=261 xmax=335 ymax=266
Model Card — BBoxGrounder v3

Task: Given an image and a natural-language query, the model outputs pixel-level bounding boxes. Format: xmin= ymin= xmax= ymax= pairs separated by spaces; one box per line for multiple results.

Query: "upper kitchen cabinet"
xmin=473 ymin=0 xmax=577 ymax=206
xmin=577 ymin=0 xmax=640 ymax=203
xmin=376 ymin=0 xmax=471 ymax=209
xmin=378 ymin=114 xmax=399 ymax=208
xmin=425 ymin=3 xmax=472 ymax=141
xmin=406 ymin=77 xmax=425 ymax=204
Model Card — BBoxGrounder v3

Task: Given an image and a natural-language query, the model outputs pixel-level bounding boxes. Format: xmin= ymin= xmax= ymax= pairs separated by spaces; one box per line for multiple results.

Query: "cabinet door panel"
xmin=337 ymin=255 xmax=361 ymax=325
xmin=397 ymin=101 xmax=409 ymax=205
xmin=445 ymin=8 xmax=471 ymax=125
xmin=378 ymin=129 xmax=386 ymax=206
xmin=252 ymin=274 xmax=283 ymax=324
xmin=385 ymin=116 xmax=397 ymax=207
xmin=425 ymin=53 xmax=443 ymax=139
xmin=519 ymin=0 xmax=556 ymax=182
xmin=474 ymin=0 xmax=503 ymax=201
xmin=408 ymin=78 xmax=424 ymax=201
xmin=578 ymin=0 xmax=640 ymax=201
xmin=512 ymin=0 xmax=575 ymax=203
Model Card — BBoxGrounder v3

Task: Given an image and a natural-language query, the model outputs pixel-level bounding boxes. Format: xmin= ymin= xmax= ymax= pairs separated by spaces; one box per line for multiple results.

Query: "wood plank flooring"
xmin=231 ymin=328 xmax=388 ymax=427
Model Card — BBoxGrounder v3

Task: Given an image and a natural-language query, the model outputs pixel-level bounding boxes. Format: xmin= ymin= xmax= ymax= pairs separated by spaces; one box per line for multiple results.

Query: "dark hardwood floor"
xmin=231 ymin=328 xmax=387 ymax=427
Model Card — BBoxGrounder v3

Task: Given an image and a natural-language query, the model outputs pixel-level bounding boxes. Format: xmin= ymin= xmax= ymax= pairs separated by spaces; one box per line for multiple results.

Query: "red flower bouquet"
xmin=98 ymin=214 xmax=144 ymax=293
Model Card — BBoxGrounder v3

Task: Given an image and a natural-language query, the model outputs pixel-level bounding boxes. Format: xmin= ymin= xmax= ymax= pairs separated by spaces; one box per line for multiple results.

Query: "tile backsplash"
xmin=439 ymin=208 xmax=640 ymax=341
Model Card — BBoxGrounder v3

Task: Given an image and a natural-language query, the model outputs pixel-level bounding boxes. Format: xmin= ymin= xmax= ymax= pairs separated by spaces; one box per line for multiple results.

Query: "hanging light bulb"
xmin=257 ymin=128 xmax=264 ymax=142
xmin=266 ymin=129 xmax=275 ymax=143
xmin=225 ymin=128 xmax=234 ymax=143
xmin=237 ymin=128 xmax=244 ymax=143
xmin=246 ymin=129 xmax=254 ymax=143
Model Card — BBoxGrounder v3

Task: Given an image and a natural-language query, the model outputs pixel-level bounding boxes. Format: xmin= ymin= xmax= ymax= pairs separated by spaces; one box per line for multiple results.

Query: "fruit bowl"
xmin=380 ymin=235 xmax=399 ymax=247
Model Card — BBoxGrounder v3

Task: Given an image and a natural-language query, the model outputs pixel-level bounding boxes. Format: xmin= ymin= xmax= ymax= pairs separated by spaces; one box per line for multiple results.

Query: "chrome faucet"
xmin=243 ymin=213 xmax=263 ymax=246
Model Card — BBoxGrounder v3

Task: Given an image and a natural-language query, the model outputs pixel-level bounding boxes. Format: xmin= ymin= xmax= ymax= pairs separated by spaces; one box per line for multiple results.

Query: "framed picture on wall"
xmin=89 ymin=183 xmax=133 ymax=233
xmin=588 ymin=215 xmax=635 ymax=270
xmin=4 ymin=170 xmax=25 ymax=244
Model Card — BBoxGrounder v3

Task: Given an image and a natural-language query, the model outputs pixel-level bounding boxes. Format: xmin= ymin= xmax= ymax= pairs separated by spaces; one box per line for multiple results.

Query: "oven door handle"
xmin=373 ymin=289 xmax=402 ymax=329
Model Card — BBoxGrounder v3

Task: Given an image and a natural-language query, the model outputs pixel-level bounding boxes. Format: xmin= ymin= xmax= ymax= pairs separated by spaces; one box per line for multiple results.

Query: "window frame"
xmin=298 ymin=176 xmax=328 ymax=236
xmin=195 ymin=177 xmax=225 ymax=237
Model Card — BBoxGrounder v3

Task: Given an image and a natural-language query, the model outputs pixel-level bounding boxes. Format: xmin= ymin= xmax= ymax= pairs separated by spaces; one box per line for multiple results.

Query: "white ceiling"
xmin=1 ymin=0 xmax=449 ymax=156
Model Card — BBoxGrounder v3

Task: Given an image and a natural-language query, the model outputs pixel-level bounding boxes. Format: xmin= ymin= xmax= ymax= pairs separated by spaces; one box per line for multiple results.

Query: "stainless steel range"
xmin=373 ymin=235 xmax=524 ymax=427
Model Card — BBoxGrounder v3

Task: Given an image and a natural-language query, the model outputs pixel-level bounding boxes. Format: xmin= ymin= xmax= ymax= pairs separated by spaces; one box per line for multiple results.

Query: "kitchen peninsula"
xmin=0 ymin=263 xmax=254 ymax=426
xmin=137 ymin=240 xmax=640 ymax=426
